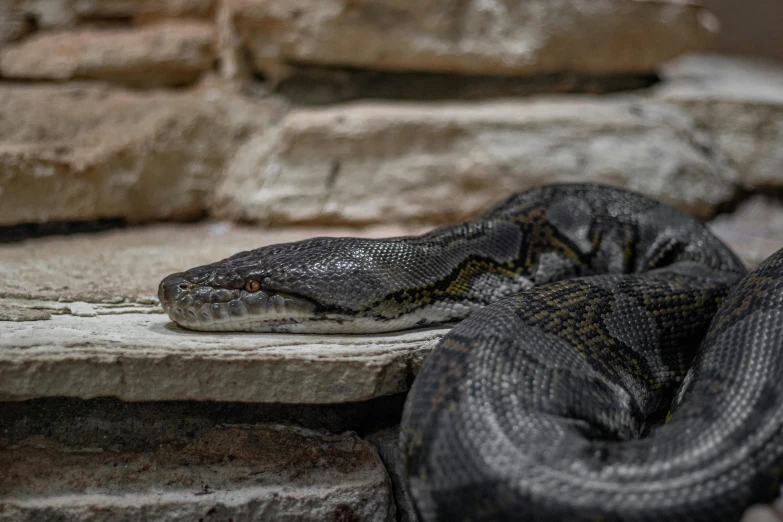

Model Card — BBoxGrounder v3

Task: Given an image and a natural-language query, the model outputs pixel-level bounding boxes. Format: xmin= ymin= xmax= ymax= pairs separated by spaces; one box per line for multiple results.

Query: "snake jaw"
xmin=159 ymin=270 xmax=319 ymax=332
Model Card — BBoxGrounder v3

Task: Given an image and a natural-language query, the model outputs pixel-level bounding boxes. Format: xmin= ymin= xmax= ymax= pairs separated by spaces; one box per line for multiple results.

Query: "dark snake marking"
xmin=160 ymin=183 xmax=783 ymax=521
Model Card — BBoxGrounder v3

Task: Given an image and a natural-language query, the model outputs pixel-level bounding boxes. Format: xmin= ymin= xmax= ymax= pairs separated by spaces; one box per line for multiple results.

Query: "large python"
xmin=159 ymin=183 xmax=783 ymax=521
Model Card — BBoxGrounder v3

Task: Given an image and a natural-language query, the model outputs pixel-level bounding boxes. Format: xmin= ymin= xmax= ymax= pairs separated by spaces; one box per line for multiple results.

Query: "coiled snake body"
xmin=160 ymin=184 xmax=783 ymax=521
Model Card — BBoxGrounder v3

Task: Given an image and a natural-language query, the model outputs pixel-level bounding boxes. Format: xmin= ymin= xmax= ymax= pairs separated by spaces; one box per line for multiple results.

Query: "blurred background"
xmin=0 ymin=0 xmax=782 ymax=263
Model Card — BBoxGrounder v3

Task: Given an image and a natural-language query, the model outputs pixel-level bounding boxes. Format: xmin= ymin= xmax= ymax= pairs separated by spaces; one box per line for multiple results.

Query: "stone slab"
xmin=0 ymin=312 xmax=444 ymax=403
xmin=213 ymin=96 xmax=735 ymax=225
xmin=0 ymin=423 xmax=394 ymax=522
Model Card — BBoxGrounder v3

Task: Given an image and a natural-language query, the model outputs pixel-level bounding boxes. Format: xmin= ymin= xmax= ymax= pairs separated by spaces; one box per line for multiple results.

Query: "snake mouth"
xmin=158 ymin=273 xmax=318 ymax=332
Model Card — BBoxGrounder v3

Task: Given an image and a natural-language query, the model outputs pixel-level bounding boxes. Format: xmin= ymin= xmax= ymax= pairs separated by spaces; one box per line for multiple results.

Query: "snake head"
xmin=158 ymin=236 xmax=438 ymax=333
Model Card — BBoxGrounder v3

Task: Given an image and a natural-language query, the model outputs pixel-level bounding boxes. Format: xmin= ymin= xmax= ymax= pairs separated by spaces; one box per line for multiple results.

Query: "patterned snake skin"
xmin=159 ymin=183 xmax=783 ymax=521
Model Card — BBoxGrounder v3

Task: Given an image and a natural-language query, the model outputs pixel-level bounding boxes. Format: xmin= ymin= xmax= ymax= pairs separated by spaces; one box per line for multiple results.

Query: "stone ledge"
xmin=0 ymin=312 xmax=444 ymax=403
xmin=213 ymin=96 xmax=735 ymax=225
xmin=232 ymin=0 xmax=714 ymax=81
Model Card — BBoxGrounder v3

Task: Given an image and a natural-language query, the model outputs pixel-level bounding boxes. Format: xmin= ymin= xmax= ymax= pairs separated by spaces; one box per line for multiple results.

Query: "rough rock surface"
xmin=0 ymin=311 xmax=444 ymax=403
xmin=232 ymin=0 xmax=715 ymax=82
xmin=0 ymin=223 xmax=438 ymax=403
xmin=0 ymin=83 xmax=281 ymax=226
xmin=0 ymin=422 xmax=394 ymax=522
xmin=0 ymin=21 xmax=215 ymax=87
xmin=654 ymin=53 xmax=783 ymax=189
xmin=213 ymin=97 xmax=735 ymax=225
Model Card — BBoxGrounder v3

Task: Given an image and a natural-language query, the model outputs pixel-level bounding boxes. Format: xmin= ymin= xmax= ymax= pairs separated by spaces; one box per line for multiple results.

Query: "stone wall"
xmin=2 ymin=0 xmax=782 ymax=229
xmin=3 ymin=1 xmax=783 ymax=521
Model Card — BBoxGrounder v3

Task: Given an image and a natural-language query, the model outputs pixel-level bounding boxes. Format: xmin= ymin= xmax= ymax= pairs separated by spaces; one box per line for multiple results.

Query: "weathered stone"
xmin=0 ymin=423 xmax=395 ymax=522
xmin=213 ymin=97 xmax=735 ymax=226
xmin=0 ymin=223 xmax=437 ymax=403
xmin=0 ymin=21 xmax=215 ymax=87
xmin=0 ymin=311 xmax=443 ymax=403
xmin=231 ymin=0 xmax=715 ymax=82
xmin=709 ymin=196 xmax=783 ymax=269
xmin=654 ymin=53 xmax=783 ymax=189
xmin=366 ymin=426 xmax=419 ymax=522
xmin=0 ymin=83 xmax=281 ymax=226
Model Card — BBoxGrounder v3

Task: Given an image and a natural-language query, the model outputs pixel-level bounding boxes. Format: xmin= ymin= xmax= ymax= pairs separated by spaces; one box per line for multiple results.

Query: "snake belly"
xmin=159 ymin=183 xmax=783 ymax=521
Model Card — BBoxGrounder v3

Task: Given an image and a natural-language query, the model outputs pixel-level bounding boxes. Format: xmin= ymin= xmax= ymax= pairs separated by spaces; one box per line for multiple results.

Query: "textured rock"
xmin=0 ymin=311 xmax=443 ymax=403
xmin=0 ymin=83 xmax=281 ymax=226
xmin=213 ymin=97 xmax=735 ymax=225
xmin=0 ymin=21 xmax=215 ymax=87
xmin=0 ymin=223 xmax=437 ymax=403
xmin=0 ymin=423 xmax=394 ymax=522
xmin=1 ymin=287 xmax=443 ymax=402
xmin=709 ymin=196 xmax=783 ymax=269
xmin=654 ymin=53 xmax=783 ymax=189
xmin=231 ymin=0 xmax=715 ymax=82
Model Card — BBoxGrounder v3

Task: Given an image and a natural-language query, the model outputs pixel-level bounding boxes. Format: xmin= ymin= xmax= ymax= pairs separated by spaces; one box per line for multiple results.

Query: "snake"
xmin=159 ymin=183 xmax=783 ymax=521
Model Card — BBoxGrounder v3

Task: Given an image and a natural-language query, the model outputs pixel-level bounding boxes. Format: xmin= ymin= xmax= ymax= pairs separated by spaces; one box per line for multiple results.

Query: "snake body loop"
xmin=160 ymin=184 xmax=783 ymax=521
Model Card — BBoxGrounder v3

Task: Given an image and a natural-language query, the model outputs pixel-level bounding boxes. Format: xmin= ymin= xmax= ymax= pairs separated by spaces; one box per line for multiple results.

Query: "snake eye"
xmin=244 ymin=280 xmax=261 ymax=293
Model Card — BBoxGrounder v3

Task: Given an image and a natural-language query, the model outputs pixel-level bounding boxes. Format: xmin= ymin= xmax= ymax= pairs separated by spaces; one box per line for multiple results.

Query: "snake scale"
xmin=159 ymin=183 xmax=783 ymax=521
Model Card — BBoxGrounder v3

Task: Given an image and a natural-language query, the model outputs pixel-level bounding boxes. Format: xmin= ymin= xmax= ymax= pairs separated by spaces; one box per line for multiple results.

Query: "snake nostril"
xmin=179 ymin=283 xmax=188 ymax=290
